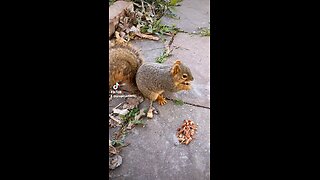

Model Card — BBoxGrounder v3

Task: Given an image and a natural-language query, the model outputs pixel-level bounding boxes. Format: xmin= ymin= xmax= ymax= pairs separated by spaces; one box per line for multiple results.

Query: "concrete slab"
xmin=109 ymin=102 xmax=210 ymax=180
xmin=130 ymin=37 xmax=170 ymax=63
xmin=109 ymin=1 xmax=134 ymax=37
xmin=130 ymin=39 xmax=165 ymax=52
xmin=161 ymin=0 xmax=210 ymax=33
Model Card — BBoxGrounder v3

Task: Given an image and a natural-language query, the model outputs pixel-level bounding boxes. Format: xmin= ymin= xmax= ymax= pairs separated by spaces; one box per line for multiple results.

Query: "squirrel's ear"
xmin=171 ymin=63 xmax=181 ymax=75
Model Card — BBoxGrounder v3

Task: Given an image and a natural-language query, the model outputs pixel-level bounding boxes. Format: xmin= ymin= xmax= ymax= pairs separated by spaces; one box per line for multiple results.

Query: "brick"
xmin=109 ymin=1 xmax=134 ymax=38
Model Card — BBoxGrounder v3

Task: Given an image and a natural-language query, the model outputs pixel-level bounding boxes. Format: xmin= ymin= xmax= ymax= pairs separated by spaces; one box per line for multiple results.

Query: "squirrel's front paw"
xmin=157 ymin=95 xmax=167 ymax=106
xmin=158 ymin=99 xmax=167 ymax=106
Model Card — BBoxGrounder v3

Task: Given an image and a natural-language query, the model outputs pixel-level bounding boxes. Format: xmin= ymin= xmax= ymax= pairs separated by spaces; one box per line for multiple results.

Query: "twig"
xmin=141 ymin=0 xmax=145 ymax=13
xmin=135 ymin=32 xmax=160 ymax=41
xmin=109 ymin=114 xmax=122 ymax=124
xmin=132 ymin=2 xmax=141 ymax=8
xmin=112 ymin=101 xmax=125 ymax=111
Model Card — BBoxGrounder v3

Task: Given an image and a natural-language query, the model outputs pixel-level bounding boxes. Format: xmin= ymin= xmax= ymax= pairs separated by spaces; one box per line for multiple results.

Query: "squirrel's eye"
xmin=182 ymin=74 xmax=188 ymax=78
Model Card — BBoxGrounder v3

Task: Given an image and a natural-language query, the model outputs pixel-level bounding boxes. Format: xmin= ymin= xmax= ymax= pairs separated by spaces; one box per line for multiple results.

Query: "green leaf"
xmin=130 ymin=120 xmax=145 ymax=125
xmin=155 ymin=19 xmax=161 ymax=27
xmin=119 ymin=115 xmax=126 ymax=120
xmin=169 ymin=0 xmax=178 ymax=6
xmin=168 ymin=6 xmax=176 ymax=13
xmin=111 ymin=139 xmax=125 ymax=147
xmin=128 ymin=108 xmax=140 ymax=117
xmin=174 ymin=99 xmax=184 ymax=106
xmin=147 ymin=27 xmax=153 ymax=33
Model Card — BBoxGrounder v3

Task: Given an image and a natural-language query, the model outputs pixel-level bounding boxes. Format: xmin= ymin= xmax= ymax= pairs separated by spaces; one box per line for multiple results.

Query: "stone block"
xmin=109 ymin=1 xmax=134 ymax=38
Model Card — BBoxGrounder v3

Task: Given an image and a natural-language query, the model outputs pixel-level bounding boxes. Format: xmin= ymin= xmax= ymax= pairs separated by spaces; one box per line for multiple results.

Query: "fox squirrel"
xmin=109 ymin=35 xmax=194 ymax=109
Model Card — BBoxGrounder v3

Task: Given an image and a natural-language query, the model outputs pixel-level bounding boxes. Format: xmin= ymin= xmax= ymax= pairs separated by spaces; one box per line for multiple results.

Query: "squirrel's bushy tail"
xmin=109 ymin=44 xmax=143 ymax=91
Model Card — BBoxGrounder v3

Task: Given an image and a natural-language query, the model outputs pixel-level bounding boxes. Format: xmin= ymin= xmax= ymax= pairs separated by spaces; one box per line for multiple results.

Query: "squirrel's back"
xmin=136 ymin=63 xmax=174 ymax=92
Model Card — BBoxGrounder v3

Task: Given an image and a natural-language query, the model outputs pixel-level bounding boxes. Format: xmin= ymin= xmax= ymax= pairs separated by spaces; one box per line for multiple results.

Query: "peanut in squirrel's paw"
xmin=147 ymin=110 xmax=153 ymax=119
xmin=147 ymin=107 xmax=154 ymax=119
xmin=157 ymin=95 xmax=167 ymax=106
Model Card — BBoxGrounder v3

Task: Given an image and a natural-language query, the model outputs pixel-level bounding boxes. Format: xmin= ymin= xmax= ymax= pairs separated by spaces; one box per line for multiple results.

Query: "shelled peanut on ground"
xmin=176 ymin=119 xmax=198 ymax=145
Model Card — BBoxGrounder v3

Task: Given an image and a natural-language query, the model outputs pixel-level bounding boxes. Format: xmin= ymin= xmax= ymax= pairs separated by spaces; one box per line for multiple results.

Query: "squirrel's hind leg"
xmin=148 ymin=100 xmax=153 ymax=110
xmin=144 ymin=91 xmax=160 ymax=119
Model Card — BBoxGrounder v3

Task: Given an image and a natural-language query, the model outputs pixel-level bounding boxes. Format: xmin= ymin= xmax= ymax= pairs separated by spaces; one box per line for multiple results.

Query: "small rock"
xmin=153 ymin=109 xmax=159 ymax=114
xmin=119 ymin=31 xmax=126 ymax=37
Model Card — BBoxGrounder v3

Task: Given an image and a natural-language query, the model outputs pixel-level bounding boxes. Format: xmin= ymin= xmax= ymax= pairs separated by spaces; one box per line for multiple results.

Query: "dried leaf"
xmin=109 ymin=140 xmax=120 ymax=155
xmin=109 ymin=114 xmax=122 ymax=127
xmin=126 ymin=122 xmax=135 ymax=130
xmin=113 ymin=108 xmax=129 ymax=115
xmin=135 ymin=32 xmax=160 ymax=41
xmin=122 ymin=97 xmax=143 ymax=109
xmin=129 ymin=26 xmax=140 ymax=34
xmin=109 ymin=155 xmax=123 ymax=170
xmin=134 ymin=109 xmax=146 ymax=121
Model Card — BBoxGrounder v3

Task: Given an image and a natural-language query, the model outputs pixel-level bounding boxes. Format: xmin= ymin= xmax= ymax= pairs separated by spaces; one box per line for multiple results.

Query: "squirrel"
xmin=109 ymin=33 xmax=194 ymax=113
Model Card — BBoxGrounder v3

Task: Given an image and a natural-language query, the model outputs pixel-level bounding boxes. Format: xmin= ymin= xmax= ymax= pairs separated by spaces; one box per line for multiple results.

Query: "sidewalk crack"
xmin=166 ymin=98 xmax=210 ymax=109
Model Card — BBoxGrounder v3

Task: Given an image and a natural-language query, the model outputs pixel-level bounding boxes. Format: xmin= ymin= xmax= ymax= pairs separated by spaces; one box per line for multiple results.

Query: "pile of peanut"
xmin=176 ymin=120 xmax=198 ymax=145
